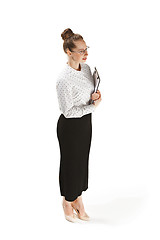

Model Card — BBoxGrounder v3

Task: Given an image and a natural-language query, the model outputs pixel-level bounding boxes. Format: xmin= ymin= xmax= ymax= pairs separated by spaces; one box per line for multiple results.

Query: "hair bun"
xmin=61 ymin=28 xmax=74 ymax=41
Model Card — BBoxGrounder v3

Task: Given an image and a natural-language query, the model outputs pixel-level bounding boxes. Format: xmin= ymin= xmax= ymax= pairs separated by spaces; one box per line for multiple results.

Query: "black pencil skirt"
xmin=56 ymin=113 xmax=92 ymax=202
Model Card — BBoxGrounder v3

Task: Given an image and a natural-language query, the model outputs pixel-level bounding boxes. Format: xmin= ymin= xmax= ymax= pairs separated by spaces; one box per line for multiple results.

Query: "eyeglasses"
xmin=70 ymin=46 xmax=90 ymax=55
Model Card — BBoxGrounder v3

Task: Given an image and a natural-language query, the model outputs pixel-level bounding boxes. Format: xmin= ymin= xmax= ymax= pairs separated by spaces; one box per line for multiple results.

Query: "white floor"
xmin=58 ymin=187 xmax=158 ymax=238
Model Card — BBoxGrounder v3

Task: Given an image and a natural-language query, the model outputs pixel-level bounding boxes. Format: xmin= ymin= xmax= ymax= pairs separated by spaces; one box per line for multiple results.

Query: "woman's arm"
xmin=56 ymin=79 xmax=96 ymax=118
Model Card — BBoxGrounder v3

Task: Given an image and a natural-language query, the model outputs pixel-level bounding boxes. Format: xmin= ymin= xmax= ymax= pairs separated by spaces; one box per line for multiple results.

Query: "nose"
xmin=84 ymin=50 xmax=88 ymax=56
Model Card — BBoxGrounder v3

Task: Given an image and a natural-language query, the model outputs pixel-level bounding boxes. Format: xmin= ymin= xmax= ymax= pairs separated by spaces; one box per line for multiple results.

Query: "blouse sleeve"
xmin=56 ymin=79 xmax=96 ymax=118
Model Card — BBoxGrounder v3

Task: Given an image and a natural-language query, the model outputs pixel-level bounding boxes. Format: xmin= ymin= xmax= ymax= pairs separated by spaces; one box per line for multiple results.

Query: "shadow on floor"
xmin=86 ymin=195 xmax=148 ymax=225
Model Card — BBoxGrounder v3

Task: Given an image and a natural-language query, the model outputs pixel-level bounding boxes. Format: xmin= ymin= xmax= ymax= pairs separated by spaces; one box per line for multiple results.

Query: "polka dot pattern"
xmin=56 ymin=62 xmax=96 ymax=118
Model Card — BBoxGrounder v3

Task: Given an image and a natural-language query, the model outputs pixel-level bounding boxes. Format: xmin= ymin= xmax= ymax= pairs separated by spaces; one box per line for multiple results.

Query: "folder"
xmin=89 ymin=67 xmax=101 ymax=104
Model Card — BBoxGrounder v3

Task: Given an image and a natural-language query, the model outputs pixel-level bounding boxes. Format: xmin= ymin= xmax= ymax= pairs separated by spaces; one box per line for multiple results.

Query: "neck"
xmin=67 ymin=59 xmax=81 ymax=71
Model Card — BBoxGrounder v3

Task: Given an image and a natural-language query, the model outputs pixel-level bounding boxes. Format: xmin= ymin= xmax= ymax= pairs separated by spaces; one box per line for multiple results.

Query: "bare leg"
xmin=71 ymin=195 xmax=86 ymax=216
xmin=62 ymin=197 xmax=75 ymax=217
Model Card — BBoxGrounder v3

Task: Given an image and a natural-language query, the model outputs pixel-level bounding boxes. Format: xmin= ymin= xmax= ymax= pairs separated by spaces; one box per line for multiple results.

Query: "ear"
xmin=66 ymin=48 xmax=72 ymax=56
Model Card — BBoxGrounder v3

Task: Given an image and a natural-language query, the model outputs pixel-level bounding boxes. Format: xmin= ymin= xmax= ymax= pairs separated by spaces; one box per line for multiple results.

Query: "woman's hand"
xmin=92 ymin=90 xmax=102 ymax=107
xmin=93 ymin=96 xmax=102 ymax=107
xmin=91 ymin=90 xmax=101 ymax=101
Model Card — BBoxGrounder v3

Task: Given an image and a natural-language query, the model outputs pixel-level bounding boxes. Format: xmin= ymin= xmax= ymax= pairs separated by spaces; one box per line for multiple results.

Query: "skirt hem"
xmin=61 ymin=186 xmax=88 ymax=202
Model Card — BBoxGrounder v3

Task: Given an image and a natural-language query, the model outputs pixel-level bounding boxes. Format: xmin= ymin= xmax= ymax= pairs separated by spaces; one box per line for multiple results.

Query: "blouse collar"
xmin=66 ymin=62 xmax=84 ymax=73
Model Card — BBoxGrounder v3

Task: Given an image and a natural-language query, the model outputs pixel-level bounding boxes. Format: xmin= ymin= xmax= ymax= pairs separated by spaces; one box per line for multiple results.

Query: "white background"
xmin=0 ymin=0 xmax=160 ymax=239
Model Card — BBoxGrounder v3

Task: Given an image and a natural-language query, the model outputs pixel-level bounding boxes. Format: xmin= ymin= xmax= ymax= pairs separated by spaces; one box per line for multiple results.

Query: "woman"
xmin=56 ymin=28 xmax=102 ymax=222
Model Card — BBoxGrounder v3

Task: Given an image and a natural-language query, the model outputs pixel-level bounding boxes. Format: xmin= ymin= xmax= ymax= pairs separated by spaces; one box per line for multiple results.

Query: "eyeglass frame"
xmin=69 ymin=46 xmax=90 ymax=55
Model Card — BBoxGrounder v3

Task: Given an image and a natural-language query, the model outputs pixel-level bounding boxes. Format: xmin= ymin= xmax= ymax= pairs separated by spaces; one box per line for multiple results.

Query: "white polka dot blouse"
xmin=56 ymin=62 xmax=96 ymax=118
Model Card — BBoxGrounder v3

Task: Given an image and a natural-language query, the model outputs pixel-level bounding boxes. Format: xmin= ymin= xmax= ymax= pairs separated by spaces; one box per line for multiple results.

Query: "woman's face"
xmin=67 ymin=40 xmax=88 ymax=63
